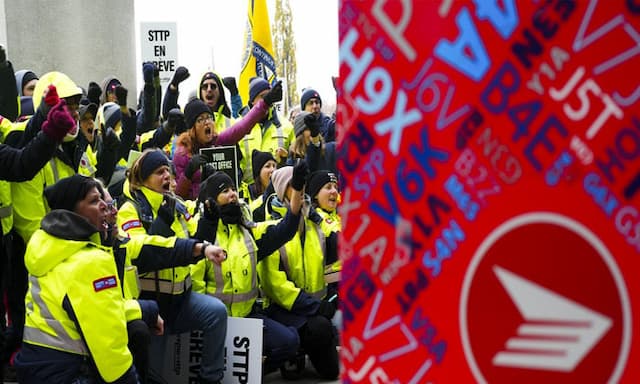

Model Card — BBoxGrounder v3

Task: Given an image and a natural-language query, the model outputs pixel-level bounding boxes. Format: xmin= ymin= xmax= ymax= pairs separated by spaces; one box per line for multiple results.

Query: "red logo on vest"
xmin=460 ymin=212 xmax=631 ymax=384
xmin=93 ymin=275 xmax=118 ymax=292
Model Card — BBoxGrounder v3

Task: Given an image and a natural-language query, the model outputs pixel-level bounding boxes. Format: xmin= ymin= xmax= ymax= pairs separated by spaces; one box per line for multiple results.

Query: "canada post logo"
xmin=460 ymin=212 xmax=631 ymax=383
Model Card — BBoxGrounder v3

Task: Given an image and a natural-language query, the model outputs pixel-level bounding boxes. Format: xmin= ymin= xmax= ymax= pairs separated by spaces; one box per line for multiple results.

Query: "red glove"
xmin=44 ymin=84 xmax=60 ymax=107
xmin=41 ymin=99 xmax=76 ymax=142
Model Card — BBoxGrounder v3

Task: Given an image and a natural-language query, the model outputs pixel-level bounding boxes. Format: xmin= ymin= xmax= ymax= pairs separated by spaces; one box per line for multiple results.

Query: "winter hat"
xmin=293 ymin=111 xmax=312 ymax=137
xmin=249 ymin=77 xmax=270 ymax=105
xmin=199 ymin=171 xmax=235 ymax=203
xmin=271 ymin=166 xmax=293 ymax=201
xmin=301 ymin=88 xmax=321 ymax=110
xmin=102 ymin=102 xmax=121 ymax=130
xmin=307 ymin=170 xmax=338 ymax=199
xmin=78 ymin=102 xmax=98 ymax=121
xmin=44 ymin=174 xmax=99 ymax=212
xmin=201 ymin=72 xmax=217 ymax=84
xmin=139 ymin=150 xmax=171 ymax=181
xmin=251 ymin=149 xmax=276 ymax=181
xmin=184 ymin=98 xmax=212 ymax=129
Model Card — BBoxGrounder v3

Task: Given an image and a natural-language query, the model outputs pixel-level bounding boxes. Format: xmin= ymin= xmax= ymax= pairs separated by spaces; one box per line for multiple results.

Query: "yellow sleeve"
xmin=117 ymin=200 xmax=149 ymax=238
xmin=67 ymin=251 xmax=132 ymax=382
xmin=12 ymin=171 xmax=47 ymax=242
xmin=190 ymin=258 xmax=209 ymax=294
xmin=257 ymin=251 xmax=300 ymax=310
xmin=124 ymin=299 xmax=142 ymax=322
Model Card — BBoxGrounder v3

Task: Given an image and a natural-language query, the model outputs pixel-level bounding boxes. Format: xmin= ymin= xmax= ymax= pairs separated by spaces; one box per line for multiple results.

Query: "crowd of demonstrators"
xmin=0 ymin=46 xmax=341 ymax=383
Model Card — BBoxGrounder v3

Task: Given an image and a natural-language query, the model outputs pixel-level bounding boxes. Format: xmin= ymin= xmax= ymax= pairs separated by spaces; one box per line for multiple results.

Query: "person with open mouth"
xmin=172 ymin=74 xmax=284 ymax=201
xmin=257 ymin=167 xmax=341 ymax=380
xmin=117 ymin=149 xmax=228 ymax=384
xmin=14 ymin=175 xmax=139 ymax=383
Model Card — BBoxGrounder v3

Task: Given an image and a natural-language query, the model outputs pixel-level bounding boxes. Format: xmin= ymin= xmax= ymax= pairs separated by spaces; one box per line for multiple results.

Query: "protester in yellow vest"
xmin=15 ymin=175 xmax=138 ymax=383
xmin=0 ymin=88 xmax=77 ymax=375
xmin=246 ymin=149 xmax=277 ymax=213
xmin=237 ymin=78 xmax=294 ymax=185
xmin=257 ymin=166 xmax=339 ymax=380
xmin=306 ymin=170 xmax=342 ymax=304
xmin=117 ymin=149 xmax=228 ymax=384
xmin=191 ymin=162 xmax=308 ymax=374
xmin=103 ymin=182 xmax=225 ymax=384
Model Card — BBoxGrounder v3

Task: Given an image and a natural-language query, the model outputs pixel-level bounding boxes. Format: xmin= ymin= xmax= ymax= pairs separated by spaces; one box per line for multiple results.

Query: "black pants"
xmin=299 ymin=315 xmax=339 ymax=380
xmin=127 ymin=319 xmax=151 ymax=384
xmin=2 ymin=230 xmax=26 ymax=365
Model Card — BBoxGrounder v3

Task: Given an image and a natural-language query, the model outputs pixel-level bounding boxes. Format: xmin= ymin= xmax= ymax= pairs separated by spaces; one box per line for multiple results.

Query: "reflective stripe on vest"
xmin=0 ymin=205 xmax=11 ymax=219
xmin=49 ymin=158 xmax=61 ymax=183
xmin=139 ymin=274 xmax=192 ymax=295
xmin=178 ymin=215 xmax=190 ymax=239
xmin=23 ymin=276 xmax=88 ymax=354
xmin=211 ymin=226 xmax=258 ymax=306
xmin=278 ymin=219 xmax=326 ymax=299
xmin=274 ymin=125 xmax=284 ymax=149
xmin=243 ymin=136 xmax=252 ymax=179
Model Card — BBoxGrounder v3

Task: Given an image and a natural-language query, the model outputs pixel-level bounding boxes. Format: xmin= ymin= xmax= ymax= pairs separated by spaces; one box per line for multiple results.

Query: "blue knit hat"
xmin=140 ymin=150 xmax=170 ymax=181
xmin=249 ymin=77 xmax=270 ymax=105
xmin=301 ymin=88 xmax=321 ymax=110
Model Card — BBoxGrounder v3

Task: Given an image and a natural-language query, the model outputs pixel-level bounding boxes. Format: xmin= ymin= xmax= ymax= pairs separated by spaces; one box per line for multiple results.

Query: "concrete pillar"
xmin=4 ymin=0 xmax=135 ymax=95
xmin=0 ymin=0 xmax=6 ymax=47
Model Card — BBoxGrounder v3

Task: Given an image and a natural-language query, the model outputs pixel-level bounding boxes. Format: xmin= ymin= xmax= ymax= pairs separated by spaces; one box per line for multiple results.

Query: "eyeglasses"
xmin=200 ymin=82 xmax=218 ymax=91
xmin=106 ymin=200 xmax=118 ymax=212
xmin=196 ymin=115 xmax=214 ymax=124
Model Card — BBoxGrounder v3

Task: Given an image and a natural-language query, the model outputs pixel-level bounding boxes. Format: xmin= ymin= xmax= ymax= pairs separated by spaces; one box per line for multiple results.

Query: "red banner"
xmin=337 ymin=1 xmax=640 ymax=383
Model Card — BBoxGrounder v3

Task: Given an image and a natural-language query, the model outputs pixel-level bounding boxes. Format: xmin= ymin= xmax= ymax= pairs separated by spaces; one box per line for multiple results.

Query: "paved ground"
xmin=262 ymin=356 xmax=340 ymax=383
xmin=3 ymin=359 xmax=341 ymax=384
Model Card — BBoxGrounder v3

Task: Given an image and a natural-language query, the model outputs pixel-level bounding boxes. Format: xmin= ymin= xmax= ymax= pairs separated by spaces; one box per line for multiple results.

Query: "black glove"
xmin=262 ymin=80 xmax=283 ymax=106
xmin=185 ymin=153 xmax=206 ymax=180
xmin=316 ymin=300 xmax=337 ymax=320
xmin=157 ymin=194 xmax=176 ymax=225
xmin=102 ymin=127 xmax=120 ymax=151
xmin=142 ymin=62 xmax=154 ymax=84
xmin=87 ymin=81 xmax=102 ymax=105
xmin=171 ymin=66 xmax=190 ymax=87
xmin=165 ymin=107 xmax=184 ymax=133
xmin=202 ymin=197 xmax=220 ymax=222
xmin=222 ymin=77 xmax=239 ymax=96
xmin=291 ymin=160 xmax=309 ymax=191
xmin=0 ymin=45 xmax=6 ymax=68
xmin=115 ymin=85 xmax=128 ymax=107
xmin=304 ymin=113 xmax=322 ymax=137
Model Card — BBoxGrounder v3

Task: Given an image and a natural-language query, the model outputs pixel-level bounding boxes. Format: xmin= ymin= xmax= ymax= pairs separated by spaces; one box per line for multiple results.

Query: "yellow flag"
xmin=238 ymin=0 xmax=277 ymax=106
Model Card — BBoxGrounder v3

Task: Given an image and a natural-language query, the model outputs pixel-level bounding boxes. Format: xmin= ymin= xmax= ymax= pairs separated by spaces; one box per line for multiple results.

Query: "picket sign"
xmin=160 ymin=316 xmax=263 ymax=384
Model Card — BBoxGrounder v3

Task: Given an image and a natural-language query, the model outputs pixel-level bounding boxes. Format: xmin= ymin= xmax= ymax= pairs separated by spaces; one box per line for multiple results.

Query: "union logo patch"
xmin=93 ymin=275 xmax=117 ymax=292
xmin=122 ymin=220 xmax=142 ymax=231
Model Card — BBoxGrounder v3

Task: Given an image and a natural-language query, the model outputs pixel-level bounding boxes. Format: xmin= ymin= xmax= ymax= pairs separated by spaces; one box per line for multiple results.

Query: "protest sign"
xmin=338 ymin=2 xmax=640 ymax=383
xmin=201 ymin=145 xmax=239 ymax=189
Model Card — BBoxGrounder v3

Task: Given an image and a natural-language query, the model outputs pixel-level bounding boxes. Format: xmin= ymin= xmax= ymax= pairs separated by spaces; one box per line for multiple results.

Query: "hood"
xmin=197 ymin=71 xmax=231 ymax=118
xmin=32 ymin=71 xmax=82 ymax=110
xmin=25 ymin=210 xmax=101 ymax=277
xmin=100 ymin=75 xmax=121 ymax=105
xmin=15 ymin=69 xmax=37 ymax=97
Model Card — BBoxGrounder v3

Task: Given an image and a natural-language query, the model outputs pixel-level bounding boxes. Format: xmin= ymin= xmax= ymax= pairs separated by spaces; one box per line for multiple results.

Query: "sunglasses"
xmin=200 ymin=82 xmax=218 ymax=91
